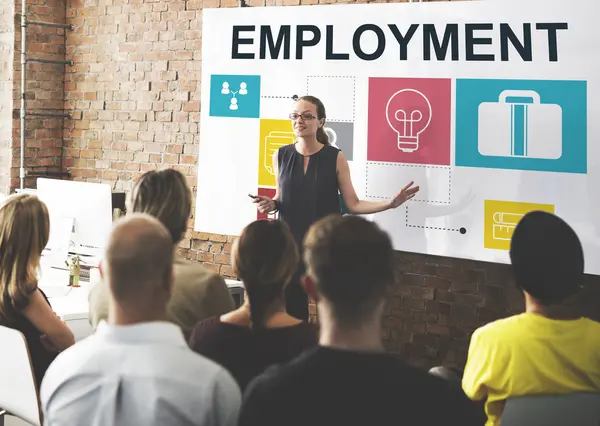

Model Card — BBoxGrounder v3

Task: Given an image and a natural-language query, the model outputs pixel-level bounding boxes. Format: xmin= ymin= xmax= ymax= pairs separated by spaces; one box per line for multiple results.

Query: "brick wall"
xmin=0 ymin=2 xmax=13 ymax=195
xmin=10 ymin=0 xmax=599 ymax=370
xmin=12 ymin=0 xmax=67 ymax=190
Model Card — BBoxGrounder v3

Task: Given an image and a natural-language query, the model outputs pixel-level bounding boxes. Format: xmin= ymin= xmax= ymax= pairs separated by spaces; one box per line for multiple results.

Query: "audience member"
xmin=0 ymin=194 xmax=74 ymax=388
xmin=462 ymin=211 xmax=600 ymax=426
xmin=40 ymin=214 xmax=241 ymax=426
xmin=189 ymin=219 xmax=318 ymax=391
xmin=89 ymin=169 xmax=234 ymax=336
xmin=239 ymin=215 xmax=482 ymax=426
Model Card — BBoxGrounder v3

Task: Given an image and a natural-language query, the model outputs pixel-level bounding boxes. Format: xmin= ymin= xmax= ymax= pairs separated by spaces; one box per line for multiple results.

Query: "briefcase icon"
xmin=477 ymin=90 xmax=562 ymax=160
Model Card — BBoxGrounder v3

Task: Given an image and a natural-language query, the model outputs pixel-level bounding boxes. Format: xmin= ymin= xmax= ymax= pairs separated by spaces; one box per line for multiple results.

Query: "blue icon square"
xmin=455 ymin=79 xmax=587 ymax=174
xmin=209 ymin=74 xmax=261 ymax=119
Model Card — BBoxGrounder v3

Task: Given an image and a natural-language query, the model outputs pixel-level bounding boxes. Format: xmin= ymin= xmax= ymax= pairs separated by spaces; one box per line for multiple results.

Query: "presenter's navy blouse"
xmin=277 ymin=143 xmax=342 ymax=248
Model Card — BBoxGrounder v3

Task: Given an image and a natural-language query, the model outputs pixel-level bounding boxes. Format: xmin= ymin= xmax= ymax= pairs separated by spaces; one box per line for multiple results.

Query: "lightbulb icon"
xmin=385 ymin=89 xmax=432 ymax=153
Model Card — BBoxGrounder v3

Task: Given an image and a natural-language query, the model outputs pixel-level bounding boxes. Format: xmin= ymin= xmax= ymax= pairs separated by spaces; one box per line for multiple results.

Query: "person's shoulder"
xmin=178 ymin=347 xmax=239 ymax=386
xmin=472 ymin=312 xmax=527 ymax=341
xmin=276 ymin=143 xmax=296 ymax=160
xmin=278 ymin=143 xmax=296 ymax=153
xmin=322 ymin=144 xmax=341 ymax=159
xmin=40 ymin=335 xmax=103 ymax=402
xmin=167 ymin=349 xmax=241 ymax=409
xmin=174 ymin=258 xmax=226 ymax=287
xmin=245 ymin=346 xmax=318 ymax=396
xmin=243 ymin=361 xmax=287 ymax=406
xmin=188 ymin=316 xmax=223 ymax=346
xmin=581 ymin=317 xmax=600 ymax=329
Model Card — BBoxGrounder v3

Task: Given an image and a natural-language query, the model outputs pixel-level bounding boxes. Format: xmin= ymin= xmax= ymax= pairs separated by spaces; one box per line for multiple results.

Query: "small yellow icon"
xmin=484 ymin=200 xmax=554 ymax=250
xmin=258 ymin=119 xmax=295 ymax=187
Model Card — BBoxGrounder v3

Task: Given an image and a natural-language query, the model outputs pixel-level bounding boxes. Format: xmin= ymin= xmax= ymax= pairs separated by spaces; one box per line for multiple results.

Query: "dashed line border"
xmin=260 ymin=95 xmax=294 ymax=99
xmin=405 ymin=205 xmax=460 ymax=232
xmin=306 ymin=75 xmax=356 ymax=123
xmin=365 ymin=162 xmax=452 ymax=205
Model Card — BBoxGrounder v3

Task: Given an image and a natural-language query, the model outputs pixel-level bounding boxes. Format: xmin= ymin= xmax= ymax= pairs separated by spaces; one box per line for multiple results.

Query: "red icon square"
xmin=256 ymin=187 xmax=279 ymax=221
xmin=367 ymin=78 xmax=451 ymax=166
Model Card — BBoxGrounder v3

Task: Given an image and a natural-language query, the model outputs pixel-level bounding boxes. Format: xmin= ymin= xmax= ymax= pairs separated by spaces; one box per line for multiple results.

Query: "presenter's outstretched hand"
xmin=253 ymin=195 xmax=277 ymax=214
xmin=388 ymin=181 xmax=420 ymax=209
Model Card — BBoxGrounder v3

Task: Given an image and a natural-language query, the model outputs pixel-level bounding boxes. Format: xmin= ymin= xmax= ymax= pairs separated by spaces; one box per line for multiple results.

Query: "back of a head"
xmin=233 ymin=219 xmax=299 ymax=328
xmin=0 ymin=194 xmax=50 ymax=322
xmin=128 ymin=169 xmax=192 ymax=244
xmin=106 ymin=214 xmax=174 ymax=304
xmin=510 ymin=211 xmax=583 ymax=305
xmin=303 ymin=215 xmax=394 ymax=326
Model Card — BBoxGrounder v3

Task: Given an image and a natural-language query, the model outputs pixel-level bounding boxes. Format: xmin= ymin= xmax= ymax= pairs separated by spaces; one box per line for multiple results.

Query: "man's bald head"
xmin=105 ymin=213 xmax=174 ymax=303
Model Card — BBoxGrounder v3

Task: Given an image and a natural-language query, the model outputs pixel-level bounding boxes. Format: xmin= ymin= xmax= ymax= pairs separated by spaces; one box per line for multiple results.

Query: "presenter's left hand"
xmin=388 ymin=181 xmax=420 ymax=209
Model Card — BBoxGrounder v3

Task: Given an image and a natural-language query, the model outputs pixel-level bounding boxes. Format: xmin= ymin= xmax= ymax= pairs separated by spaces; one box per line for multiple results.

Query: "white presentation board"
xmin=195 ymin=0 xmax=600 ymax=275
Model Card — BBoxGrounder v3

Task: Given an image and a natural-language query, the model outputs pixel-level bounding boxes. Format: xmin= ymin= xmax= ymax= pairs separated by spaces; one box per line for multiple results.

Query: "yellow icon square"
xmin=484 ymin=200 xmax=555 ymax=250
xmin=258 ymin=119 xmax=295 ymax=188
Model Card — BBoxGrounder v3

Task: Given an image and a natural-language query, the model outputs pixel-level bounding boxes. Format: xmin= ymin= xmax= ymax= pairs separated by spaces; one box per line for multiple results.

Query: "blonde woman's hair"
xmin=233 ymin=220 xmax=299 ymax=328
xmin=127 ymin=169 xmax=192 ymax=244
xmin=0 ymin=194 xmax=50 ymax=323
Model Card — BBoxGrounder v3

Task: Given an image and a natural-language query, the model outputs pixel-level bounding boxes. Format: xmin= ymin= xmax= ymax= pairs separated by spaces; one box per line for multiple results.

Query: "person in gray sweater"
xmin=89 ymin=169 xmax=234 ymax=337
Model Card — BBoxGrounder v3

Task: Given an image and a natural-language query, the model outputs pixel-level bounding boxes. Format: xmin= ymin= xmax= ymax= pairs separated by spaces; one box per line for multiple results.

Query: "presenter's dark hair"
xmin=303 ymin=215 xmax=394 ymax=326
xmin=298 ymin=95 xmax=329 ymax=145
xmin=232 ymin=219 xmax=299 ymax=329
xmin=128 ymin=168 xmax=192 ymax=244
xmin=509 ymin=210 xmax=583 ymax=305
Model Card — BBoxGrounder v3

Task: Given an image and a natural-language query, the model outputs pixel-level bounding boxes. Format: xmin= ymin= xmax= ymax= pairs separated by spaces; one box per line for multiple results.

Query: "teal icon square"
xmin=455 ymin=79 xmax=587 ymax=174
xmin=209 ymin=74 xmax=261 ymax=119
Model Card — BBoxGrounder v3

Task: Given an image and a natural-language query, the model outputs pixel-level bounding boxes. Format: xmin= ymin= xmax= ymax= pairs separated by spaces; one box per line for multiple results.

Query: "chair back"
xmin=0 ymin=326 xmax=41 ymax=426
xmin=501 ymin=393 xmax=600 ymax=426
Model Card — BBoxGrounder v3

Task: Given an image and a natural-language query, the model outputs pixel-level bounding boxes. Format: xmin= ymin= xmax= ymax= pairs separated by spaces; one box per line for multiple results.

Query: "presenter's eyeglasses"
xmin=289 ymin=113 xmax=316 ymax=121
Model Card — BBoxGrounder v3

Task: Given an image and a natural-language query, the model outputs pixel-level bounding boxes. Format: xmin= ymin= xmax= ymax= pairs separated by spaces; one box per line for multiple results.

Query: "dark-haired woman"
xmin=188 ymin=219 xmax=317 ymax=391
xmin=252 ymin=95 xmax=420 ymax=320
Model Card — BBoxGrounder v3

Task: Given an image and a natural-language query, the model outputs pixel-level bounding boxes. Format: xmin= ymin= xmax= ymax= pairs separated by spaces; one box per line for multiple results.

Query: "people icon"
xmin=229 ymin=97 xmax=238 ymax=111
xmin=239 ymin=82 xmax=247 ymax=95
xmin=221 ymin=82 xmax=230 ymax=95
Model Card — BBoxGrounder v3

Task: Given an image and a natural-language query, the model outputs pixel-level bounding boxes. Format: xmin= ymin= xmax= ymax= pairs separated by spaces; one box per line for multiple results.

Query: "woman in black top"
xmin=253 ymin=96 xmax=419 ymax=320
xmin=188 ymin=219 xmax=318 ymax=391
xmin=0 ymin=194 xmax=75 ymax=388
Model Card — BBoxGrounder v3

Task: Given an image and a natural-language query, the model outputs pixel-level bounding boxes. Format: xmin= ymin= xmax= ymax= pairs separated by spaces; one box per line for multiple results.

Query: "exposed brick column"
xmin=12 ymin=0 xmax=67 ymax=190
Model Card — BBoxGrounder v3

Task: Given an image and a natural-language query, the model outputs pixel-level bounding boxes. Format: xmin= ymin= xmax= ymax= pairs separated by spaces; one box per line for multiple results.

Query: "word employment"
xmin=232 ymin=23 xmax=568 ymax=62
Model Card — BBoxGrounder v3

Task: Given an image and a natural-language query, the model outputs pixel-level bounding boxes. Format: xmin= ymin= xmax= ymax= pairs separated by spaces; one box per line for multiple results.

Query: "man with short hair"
xmin=41 ymin=214 xmax=241 ymax=426
xmin=239 ymin=215 xmax=482 ymax=426
xmin=462 ymin=211 xmax=600 ymax=426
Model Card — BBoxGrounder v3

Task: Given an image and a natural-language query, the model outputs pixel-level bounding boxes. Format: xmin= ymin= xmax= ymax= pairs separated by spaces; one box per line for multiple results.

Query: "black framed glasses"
xmin=289 ymin=113 xmax=316 ymax=121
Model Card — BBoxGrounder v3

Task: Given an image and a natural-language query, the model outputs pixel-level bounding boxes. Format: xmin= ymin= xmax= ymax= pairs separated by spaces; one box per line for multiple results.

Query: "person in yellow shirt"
xmin=462 ymin=211 xmax=600 ymax=426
